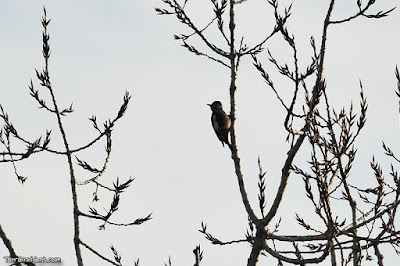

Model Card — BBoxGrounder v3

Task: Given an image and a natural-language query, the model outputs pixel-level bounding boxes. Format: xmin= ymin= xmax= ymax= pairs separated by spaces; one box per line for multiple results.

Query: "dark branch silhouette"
xmin=0 ymin=7 xmax=151 ymax=266
xmin=157 ymin=0 xmax=399 ymax=265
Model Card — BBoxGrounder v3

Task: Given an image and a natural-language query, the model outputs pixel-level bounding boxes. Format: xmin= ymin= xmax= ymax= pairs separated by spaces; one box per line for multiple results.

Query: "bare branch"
xmin=330 ymin=1 xmax=396 ymax=24
xmin=80 ymin=240 xmax=121 ymax=266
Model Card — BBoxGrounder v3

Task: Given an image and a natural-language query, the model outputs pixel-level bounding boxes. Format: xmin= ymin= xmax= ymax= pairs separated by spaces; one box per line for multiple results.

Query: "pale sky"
xmin=1 ymin=0 xmax=400 ymax=265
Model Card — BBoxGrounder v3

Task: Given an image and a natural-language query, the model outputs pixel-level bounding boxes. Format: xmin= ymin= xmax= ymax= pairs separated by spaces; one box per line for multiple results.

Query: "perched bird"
xmin=208 ymin=101 xmax=232 ymax=149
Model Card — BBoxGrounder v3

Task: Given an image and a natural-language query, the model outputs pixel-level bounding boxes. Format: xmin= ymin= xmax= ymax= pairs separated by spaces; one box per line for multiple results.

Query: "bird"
xmin=208 ymin=101 xmax=232 ymax=149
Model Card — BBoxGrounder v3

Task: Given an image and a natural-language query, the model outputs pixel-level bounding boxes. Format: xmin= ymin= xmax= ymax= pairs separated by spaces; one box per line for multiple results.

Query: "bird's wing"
xmin=211 ymin=114 xmax=218 ymax=134
xmin=211 ymin=113 xmax=223 ymax=135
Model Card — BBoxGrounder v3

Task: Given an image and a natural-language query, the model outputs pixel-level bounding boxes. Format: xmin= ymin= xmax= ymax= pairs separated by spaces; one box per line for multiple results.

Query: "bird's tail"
xmin=225 ymin=131 xmax=232 ymax=151
xmin=224 ymin=136 xmax=232 ymax=151
xmin=227 ymin=142 xmax=232 ymax=151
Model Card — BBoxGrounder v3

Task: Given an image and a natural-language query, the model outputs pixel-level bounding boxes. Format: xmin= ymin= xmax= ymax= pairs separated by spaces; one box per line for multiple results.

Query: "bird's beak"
xmin=207 ymin=104 xmax=211 ymax=107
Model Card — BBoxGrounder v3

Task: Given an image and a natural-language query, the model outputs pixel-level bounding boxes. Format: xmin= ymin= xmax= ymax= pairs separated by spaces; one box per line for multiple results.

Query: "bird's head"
xmin=207 ymin=101 xmax=223 ymax=111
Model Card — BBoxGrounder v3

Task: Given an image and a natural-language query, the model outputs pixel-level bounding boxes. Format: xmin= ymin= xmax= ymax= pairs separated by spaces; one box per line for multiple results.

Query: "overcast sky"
xmin=1 ymin=0 xmax=400 ymax=265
